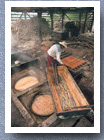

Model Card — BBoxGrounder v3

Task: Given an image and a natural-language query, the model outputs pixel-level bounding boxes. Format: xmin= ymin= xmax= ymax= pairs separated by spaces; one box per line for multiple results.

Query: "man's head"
xmin=59 ymin=41 xmax=67 ymax=50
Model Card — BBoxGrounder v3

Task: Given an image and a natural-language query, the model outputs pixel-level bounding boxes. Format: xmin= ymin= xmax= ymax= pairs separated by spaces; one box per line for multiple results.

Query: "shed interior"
xmin=11 ymin=7 xmax=94 ymax=127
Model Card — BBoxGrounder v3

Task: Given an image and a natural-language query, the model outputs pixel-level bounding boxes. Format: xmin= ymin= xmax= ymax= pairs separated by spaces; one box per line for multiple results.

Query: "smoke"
xmin=11 ymin=17 xmax=51 ymax=50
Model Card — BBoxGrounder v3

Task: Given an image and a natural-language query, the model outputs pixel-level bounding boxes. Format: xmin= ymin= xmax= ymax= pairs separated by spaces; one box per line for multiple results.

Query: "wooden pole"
xmin=38 ymin=11 xmax=42 ymax=42
xmin=62 ymin=12 xmax=65 ymax=30
xmin=24 ymin=11 xmax=27 ymax=19
xmin=90 ymin=12 xmax=94 ymax=32
xmin=79 ymin=12 xmax=82 ymax=33
xmin=65 ymin=13 xmax=71 ymax=21
xmin=50 ymin=12 xmax=53 ymax=31
xmin=19 ymin=12 xmax=23 ymax=19
xmin=83 ymin=12 xmax=88 ymax=33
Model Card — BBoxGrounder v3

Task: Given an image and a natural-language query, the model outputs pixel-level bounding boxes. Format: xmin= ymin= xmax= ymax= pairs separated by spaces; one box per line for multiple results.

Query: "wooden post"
xmin=90 ymin=12 xmax=94 ymax=32
xmin=62 ymin=12 xmax=65 ymax=30
xmin=79 ymin=12 xmax=82 ymax=33
xmin=24 ymin=11 xmax=27 ymax=19
xmin=19 ymin=12 xmax=23 ymax=19
xmin=83 ymin=12 xmax=88 ymax=33
xmin=38 ymin=11 xmax=42 ymax=42
xmin=65 ymin=13 xmax=71 ymax=21
xmin=50 ymin=12 xmax=53 ymax=31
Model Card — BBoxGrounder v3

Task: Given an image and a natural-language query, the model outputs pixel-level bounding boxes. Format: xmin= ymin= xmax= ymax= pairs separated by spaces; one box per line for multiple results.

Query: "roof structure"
xmin=11 ymin=7 xmax=94 ymax=13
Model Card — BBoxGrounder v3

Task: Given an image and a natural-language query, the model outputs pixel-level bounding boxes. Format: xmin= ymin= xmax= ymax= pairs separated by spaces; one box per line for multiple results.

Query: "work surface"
xmin=47 ymin=66 xmax=90 ymax=116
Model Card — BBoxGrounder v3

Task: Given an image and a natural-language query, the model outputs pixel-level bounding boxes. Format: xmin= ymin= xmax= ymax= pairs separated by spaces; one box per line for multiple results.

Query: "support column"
xmin=38 ymin=11 xmax=42 ymax=42
xmin=62 ymin=12 xmax=65 ymax=30
xmin=65 ymin=13 xmax=71 ymax=21
xmin=24 ymin=11 xmax=27 ymax=19
xmin=79 ymin=12 xmax=82 ymax=33
xmin=50 ymin=12 xmax=53 ymax=31
xmin=83 ymin=12 xmax=88 ymax=33
xmin=90 ymin=12 xmax=94 ymax=32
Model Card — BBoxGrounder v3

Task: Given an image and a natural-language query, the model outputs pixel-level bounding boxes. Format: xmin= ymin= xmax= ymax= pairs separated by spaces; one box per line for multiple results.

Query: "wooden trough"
xmin=47 ymin=66 xmax=91 ymax=118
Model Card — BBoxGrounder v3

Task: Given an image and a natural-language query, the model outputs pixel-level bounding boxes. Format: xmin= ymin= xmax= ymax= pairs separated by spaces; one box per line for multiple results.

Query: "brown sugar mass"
xmin=32 ymin=95 xmax=54 ymax=116
xmin=15 ymin=76 xmax=38 ymax=91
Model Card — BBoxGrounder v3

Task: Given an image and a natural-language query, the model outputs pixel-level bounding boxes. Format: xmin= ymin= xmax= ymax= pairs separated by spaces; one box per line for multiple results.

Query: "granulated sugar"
xmin=32 ymin=94 xmax=54 ymax=116
xmin=15 ymin=76 xmax=39 ymax=91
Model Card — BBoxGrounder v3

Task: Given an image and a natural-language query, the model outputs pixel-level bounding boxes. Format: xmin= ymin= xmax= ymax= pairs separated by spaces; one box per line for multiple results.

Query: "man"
xmin=47 ymin=41 xmax=67 ymax=67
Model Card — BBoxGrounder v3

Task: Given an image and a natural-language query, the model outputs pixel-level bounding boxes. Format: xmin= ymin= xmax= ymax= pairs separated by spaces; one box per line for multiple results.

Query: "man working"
xmin=47 ymin=41 xmax=67 ymax=67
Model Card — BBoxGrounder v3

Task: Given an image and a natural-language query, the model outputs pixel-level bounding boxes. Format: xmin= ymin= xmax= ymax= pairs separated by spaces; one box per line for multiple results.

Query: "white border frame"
xmin=5 ymin=1 xmax=100 ymax=133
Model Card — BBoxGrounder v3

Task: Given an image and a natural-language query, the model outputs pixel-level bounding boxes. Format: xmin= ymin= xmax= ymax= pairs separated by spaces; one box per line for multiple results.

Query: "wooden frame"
xmin=47 ymin=66 xmax=91 ymax=117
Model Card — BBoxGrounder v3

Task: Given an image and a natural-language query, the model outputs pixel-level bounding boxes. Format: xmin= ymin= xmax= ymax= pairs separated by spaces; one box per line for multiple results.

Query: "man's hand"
xmin=61 ymin=64 xmax=66 ymax=66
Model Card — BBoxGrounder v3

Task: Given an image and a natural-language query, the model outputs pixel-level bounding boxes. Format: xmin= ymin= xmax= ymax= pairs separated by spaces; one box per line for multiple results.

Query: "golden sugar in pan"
xmin=15 ymin=76 xmax=38 ymax=91
xmin=32 ymin=95 xmax=54 ymax=116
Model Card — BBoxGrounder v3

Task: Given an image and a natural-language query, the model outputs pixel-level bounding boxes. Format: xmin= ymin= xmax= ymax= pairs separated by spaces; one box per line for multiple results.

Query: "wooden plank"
xmin=38 ymin=113 xmax=59 ymax=127
xmin=11 ymin=90 xmax=35 ymax=127
xmin=63 ymin=73 xmax=82 ymax=108
xmin=47 ymin=68 xmax=63 ymax=113
xmin=56 ymin=76 xmax=76 ymax=111
xmin=63 ymin=67 xmax=89 ymax=106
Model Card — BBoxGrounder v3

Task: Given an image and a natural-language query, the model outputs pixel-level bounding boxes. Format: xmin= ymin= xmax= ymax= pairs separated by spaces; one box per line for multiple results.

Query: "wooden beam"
xmin=83 ymin=12 xmax=88 ymax=33
xmin=79 ymin=12 xmax=82 ymax=33
xmin=65 ymin=13 xmax=71 ymax=21
xmin=11 ymin=7 xmax=32 ymax=12
xmin=38 ymin=11 xmax=42 ymax=42
xmin=24 ymin=11 xmax=27 ymax=19
xmin=11 ymin=7 xmax=93 ymax=13
xmin=50 ymin=12 xmax=54 ymax=31
xmin=90 ymin=12 xmax=94 ymax=32
xmin=62 ymin=12 xmax=65 ymax=30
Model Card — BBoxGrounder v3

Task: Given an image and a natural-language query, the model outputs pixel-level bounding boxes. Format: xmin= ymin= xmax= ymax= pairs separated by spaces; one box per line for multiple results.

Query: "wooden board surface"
xmin=62 ymin=56 xmax=86 ymax=69
xmin=47 ymin=66 xmax=90 ymax=114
